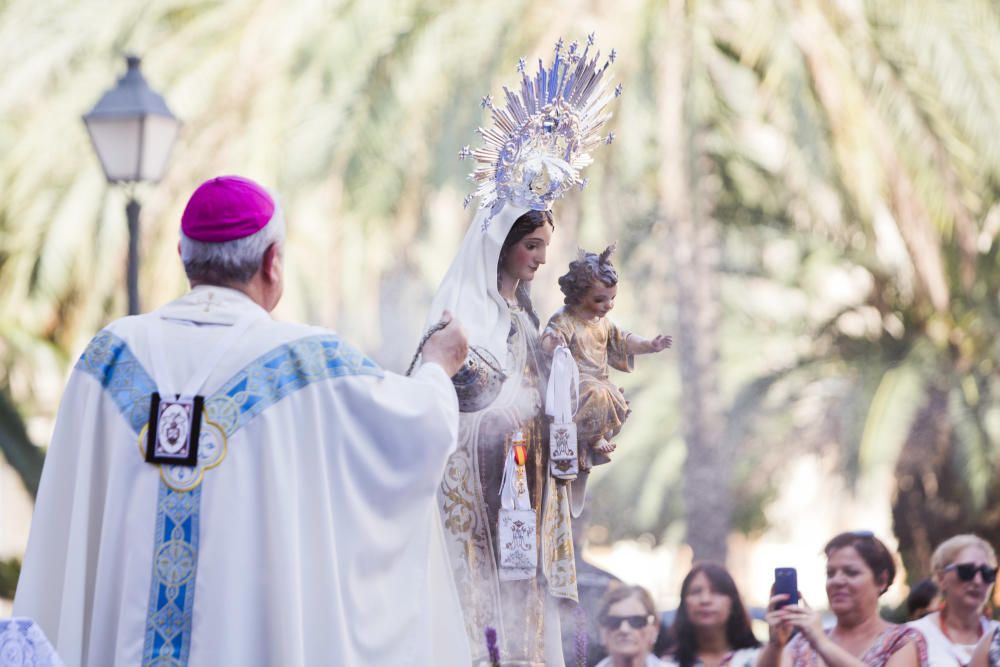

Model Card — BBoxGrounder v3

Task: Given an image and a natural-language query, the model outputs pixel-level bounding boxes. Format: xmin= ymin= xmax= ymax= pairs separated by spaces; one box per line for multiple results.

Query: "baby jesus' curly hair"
xmin=557 ymin=244 xmax=619 ymax=306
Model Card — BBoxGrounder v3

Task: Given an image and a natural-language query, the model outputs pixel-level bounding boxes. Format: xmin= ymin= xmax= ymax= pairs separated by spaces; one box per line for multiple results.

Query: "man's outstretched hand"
xmin=421 ymin=311 xmax=469 ymax=377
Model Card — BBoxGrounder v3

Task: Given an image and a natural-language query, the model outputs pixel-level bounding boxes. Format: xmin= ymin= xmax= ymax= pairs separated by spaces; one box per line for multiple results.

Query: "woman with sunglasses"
xmin=908 ymin=534 xmax=998 ymax=666
xmin=661 ymin=563 xmax=761 ymax=667
xmin=596 ymin=585 xmax=668 ymax=667
xmin=758 ymin=531 xmax=928 ymax=667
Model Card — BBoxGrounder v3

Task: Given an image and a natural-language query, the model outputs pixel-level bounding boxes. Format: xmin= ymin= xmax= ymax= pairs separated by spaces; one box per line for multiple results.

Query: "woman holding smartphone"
xmin=758 ymin=531 xmax=927 ymax=667
xmin=908 ymin=534 xmax=998 ymax=666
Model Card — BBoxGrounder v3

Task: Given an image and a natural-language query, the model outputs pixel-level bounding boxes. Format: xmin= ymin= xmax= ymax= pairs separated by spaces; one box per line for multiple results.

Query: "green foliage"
xmin=1 ymin=0 xmax=999 ymax=569
xmin=0 ymin=557 xmax=20 ymax=600
xmin=585 ymin=0 xmax=1000 ymax=562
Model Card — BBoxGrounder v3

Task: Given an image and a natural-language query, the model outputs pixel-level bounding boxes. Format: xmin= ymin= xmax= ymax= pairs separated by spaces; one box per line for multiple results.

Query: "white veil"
xmin=423 ymin=202 xmax=531 ymax=367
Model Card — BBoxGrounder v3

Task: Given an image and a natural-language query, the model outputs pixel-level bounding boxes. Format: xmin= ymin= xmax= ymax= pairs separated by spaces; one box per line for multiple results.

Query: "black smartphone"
xmin=774 ymin=567 xmax=799 ymax=608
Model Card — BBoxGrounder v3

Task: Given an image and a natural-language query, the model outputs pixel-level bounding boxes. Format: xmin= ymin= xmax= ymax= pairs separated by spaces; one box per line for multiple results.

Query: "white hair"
xmin=180 ymin=204 xmax=285 ymax=285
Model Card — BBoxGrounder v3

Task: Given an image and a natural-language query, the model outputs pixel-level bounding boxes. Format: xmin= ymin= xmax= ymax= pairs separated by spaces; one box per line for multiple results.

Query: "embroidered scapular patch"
xmin=145 ymin=392 xmax=202 ymax=467
xmin=549 ymin=421 xmax=579 ymax=480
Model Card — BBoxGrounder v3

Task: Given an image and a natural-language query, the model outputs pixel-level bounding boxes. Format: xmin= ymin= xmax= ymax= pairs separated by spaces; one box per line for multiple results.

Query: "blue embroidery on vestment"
xmin=76 ymin=331 xmax=156 ymax=433
xmin=75 ymin=330 xmax=382 ymax=667
xmin=142 ymin=483 xmax=200 ymax=666
xmin=204 ymin=334 xmax=383 ymax=436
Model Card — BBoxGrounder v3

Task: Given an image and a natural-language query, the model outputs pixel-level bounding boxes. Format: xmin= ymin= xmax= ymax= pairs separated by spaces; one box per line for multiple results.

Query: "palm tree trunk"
xmin=891 ymin=385 xmax=968 ymax=579
xmin=0 ymin=389 xmax=42 ymax=498
xmin=659 ymin=0 xmax=730 ymax=563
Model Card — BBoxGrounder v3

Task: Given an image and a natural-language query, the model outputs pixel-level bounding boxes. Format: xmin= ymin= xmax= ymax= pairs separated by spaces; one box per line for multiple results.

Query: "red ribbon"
xmin=514 ymin=445 xmax=527 ymax=466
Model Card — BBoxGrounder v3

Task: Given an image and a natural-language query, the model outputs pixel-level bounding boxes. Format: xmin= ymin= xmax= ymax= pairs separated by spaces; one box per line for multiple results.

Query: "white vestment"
xmin=14 ymin=286 xmax=469 ymax=667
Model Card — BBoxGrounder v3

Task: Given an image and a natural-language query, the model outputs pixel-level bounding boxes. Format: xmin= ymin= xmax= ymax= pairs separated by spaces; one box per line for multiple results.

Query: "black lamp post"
xmin=83 ymin=54 xmax=180 ymax=315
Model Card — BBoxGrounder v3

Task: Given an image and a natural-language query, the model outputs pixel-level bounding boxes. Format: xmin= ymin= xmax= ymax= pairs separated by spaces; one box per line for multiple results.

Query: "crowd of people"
xmin=593 ymin=532 xmax=999 ymax=667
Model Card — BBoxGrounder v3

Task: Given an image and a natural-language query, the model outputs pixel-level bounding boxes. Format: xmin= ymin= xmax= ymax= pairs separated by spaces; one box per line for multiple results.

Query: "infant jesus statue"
xmin=542 ymin=245 xmax=671 ymax=471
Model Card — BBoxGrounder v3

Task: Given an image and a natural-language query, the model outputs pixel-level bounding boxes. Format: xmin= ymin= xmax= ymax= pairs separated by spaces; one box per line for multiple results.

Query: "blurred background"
xmin=2 ymin=0 xmax=1000 ymax=622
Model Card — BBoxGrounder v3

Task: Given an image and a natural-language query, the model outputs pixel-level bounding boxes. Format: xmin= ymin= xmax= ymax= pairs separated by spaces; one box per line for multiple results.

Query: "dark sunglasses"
xmin=600 ymin=614 xmax=654 ymax=630
xmin=945 ymin=562 xmax=998 ymax=584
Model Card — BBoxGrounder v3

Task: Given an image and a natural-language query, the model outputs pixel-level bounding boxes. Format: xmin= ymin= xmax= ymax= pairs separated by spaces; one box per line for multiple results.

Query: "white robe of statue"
xmin=13 ymin=285 xmax=469 ymax=667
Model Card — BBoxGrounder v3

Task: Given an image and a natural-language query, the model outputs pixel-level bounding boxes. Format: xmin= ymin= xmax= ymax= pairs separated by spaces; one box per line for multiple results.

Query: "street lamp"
xmin=83 ymin=54 xmax=180 ymax=315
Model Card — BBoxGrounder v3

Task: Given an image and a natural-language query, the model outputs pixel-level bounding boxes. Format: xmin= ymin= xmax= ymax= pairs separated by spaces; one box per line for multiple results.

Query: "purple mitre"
xmin=181 ymin=175 xmax=275 ymax=242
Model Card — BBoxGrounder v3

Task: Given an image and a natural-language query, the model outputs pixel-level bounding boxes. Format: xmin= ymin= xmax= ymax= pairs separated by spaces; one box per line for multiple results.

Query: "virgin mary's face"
xmin=500 ymin=224 xmax=552 ymax=284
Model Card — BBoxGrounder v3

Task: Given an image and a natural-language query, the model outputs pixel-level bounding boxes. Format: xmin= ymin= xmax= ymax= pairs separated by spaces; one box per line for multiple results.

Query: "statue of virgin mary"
xmin=418 ymin=36 xmax=621 ymax=666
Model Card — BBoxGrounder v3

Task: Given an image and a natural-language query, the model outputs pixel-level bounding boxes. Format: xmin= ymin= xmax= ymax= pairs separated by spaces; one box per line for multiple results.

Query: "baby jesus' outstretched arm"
xmin=625 ymin=333 xmax=672 ymax=355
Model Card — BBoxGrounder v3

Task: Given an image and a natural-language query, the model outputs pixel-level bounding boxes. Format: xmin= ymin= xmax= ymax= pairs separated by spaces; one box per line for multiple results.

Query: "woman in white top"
xmin=596 ymin=585 xmax=668 ymax=667
xmin=907 ymin=534 xmax=998 ymax=666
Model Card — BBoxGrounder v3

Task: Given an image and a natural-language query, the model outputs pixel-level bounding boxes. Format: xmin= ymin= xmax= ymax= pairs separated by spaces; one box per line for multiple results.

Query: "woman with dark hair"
xmin=759 ymin=532 xmax=928 ymax=667
xmin=904 ymin=579 xmax=938 ymax=622
xmin=662 ymin=563 xmax=761 ymax=667
xmin=425 ymin=204 xmax=576 ymax=665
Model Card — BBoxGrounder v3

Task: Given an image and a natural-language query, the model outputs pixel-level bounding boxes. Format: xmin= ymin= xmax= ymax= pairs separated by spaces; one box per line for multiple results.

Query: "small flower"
xmin=484 ymin=626 xmax=501 ymax=666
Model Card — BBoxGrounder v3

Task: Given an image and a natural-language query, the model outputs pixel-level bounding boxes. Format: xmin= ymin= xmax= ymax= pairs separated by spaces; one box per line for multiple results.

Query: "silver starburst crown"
xmin=460 ymin=34 xmax=621 ymax=222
